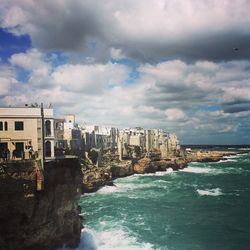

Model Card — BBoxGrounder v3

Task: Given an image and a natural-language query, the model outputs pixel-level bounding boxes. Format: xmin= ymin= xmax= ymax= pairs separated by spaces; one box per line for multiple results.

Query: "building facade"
xmin=0 ymin=106 xmax=55 ymax=159
xmin=63 ymin=114 xmax=84 ymax=155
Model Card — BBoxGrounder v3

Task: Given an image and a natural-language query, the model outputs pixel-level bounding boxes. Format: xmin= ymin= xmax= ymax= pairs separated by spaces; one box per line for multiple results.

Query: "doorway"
xmin=15 ymin=142 xmax=24 ymax=158
xmin=0 ymin=143 xmax=8 ymax=158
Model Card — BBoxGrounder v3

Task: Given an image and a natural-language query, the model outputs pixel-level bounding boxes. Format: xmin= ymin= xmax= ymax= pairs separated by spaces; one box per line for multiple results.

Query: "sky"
xmin=0 ymin=0 xmax=250 ymax=144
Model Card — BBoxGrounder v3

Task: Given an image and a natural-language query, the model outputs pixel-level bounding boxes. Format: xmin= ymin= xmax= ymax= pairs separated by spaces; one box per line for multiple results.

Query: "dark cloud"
xmin=2 ymin=0 xmax=250 ymax=62
xmin=222 ymin=103 xmax=250 ymax=113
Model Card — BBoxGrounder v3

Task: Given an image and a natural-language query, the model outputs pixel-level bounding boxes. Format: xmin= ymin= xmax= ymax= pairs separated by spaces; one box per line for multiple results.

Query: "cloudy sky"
xmin=1 ymin=0 xmax=250 ymax=144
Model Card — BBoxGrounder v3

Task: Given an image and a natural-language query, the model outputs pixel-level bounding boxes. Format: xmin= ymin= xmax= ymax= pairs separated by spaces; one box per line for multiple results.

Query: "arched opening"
xmin=45 ymin=141 xmax=51 ymax=157
xmin=45 ymin=120 xmax=51 ymax=137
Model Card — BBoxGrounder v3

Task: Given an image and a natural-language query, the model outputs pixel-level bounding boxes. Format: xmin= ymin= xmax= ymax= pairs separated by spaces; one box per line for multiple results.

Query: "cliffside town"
xmin=0 ymin=104 xmax=244 ymax=249
xmin=0 ymin=105 xmax=182 ymax=174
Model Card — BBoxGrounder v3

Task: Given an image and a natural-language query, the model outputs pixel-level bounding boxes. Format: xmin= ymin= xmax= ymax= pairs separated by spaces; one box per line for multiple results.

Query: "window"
xmin=15 ymin=121 xmax=24 ymax=131
xmin=0 ymin=122 xmax=2 ymax=131
xmin=45 ymin=141 xmax=51 ymax=157
xmin=45 ymin=120 xmax=51 ymax=136
xmin=4 ymin=122 xmax=8 ymax=131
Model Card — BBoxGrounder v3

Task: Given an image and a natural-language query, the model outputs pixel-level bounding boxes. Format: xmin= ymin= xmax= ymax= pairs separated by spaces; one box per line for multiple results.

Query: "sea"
xmin=76 ymin=151 xmax=250 ymax=250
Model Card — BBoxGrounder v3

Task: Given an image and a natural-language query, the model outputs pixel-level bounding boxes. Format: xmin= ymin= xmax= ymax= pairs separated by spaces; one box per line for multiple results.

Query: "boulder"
xmin=134 ymin=158 xmax=155 ymax=174
xmin=111 ymin=160 xmax=134 ymax=178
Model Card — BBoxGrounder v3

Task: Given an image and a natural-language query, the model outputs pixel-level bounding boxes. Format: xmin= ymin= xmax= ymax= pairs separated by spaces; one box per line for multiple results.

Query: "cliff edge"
xmin=0 ymin=158 xmax=83 ymax=250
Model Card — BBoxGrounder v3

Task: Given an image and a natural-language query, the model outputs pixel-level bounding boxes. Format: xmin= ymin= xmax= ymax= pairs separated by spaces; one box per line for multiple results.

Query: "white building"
xmin=54 ymin=118 xmax=67 ymax=155
xmin=82 ymin=125 xmax=112 ymax=150
xmin=0 ymin=106 xmax=55 ymax=159
xmin=63 ymin=114 xmax=83 ymax=155
xmin=129 ymin=134 xmax=145 ymax=148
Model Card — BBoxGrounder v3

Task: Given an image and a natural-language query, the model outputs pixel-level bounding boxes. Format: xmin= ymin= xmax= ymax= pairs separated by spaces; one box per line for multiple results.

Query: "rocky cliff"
xmin=81 ymin=150 xmax=242 ymax=193
xmin=0 ymin=158 xmax=83 ymax=250
xmin=133 ymin=157 xmax=187 ymax=174
xmin=111 ymin=160 xmax=134 ymax=178
xmin=81 ymin=161 xmax=112 ymax=193
xmin=186 ymin=150 xmax=239 ymax=163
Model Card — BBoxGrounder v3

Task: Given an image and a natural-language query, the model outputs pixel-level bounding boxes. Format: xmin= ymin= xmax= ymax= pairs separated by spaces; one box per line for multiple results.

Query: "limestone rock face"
xmin=151 ymin=160 xmax=168 ymax=171
xmin=134 ymin=158 xmax=155 ymax=174
xmin=0 ymin=159 xmax=83 ymax=250
xmin=186 ymin=151 xmax=239 ymax=163
xmin=82 ymin=164 xmax=112 ymax=193
xmin=111 ymin=160 xmax=134 ymax=178
xmin=150 ymin=158 xmax=187 ymax=171
xmin=174 ymin=158 xmax=187 ymax=169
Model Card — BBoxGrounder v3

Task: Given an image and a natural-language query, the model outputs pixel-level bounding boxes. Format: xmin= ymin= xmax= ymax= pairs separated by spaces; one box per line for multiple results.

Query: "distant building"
xmin=115 ymin=127 xmax=181 ymax=160
xmin=63 ymin=114 xmax=84 ymax=155
xmin=145 ymin=129 xmax=152 ymax=152
xmin=0 ymin=106 xmax=55 ymax=159
xmin=110 ymin=127 xmax=117 ymax=149
xmin=54 ymin=118 xmax=67 ymax=156
xmin=129 ymin=134 xmax=144 ymax=148
xmin=82 ymin=125 xmax=112 ymax=151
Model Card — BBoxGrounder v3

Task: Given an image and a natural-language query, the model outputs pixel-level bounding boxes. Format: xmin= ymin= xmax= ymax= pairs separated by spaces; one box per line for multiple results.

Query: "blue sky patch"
xmin=0 ymin=28 xmax=31 ymax=62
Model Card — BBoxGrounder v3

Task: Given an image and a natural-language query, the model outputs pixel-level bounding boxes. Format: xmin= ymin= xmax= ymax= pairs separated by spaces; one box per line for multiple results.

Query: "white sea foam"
xmin=218 ymin=159 xmax=237 ymax=163
xmin=96 ymin=184 xmax=131 ymax=194
xmin=134 ymin=168 xmax=174 ymax=177
xmin=153 ymin=179 xmax=170 ymax=184
xmin=166 ymin=168 xmax=174 ymax=174
xmin=75 ymin=227 xmax=154 ymax=250
xmin=197 ymin=188 xmax=223 ymax=196
xmin=97 ymin=182 xmax=157 ymax=194
xmin=97 ymin=185 xmax=119 ymax=194
xmin=95 ymin=168 xmax=174 ymax=195
xmin=225 ymin=154 xmax=245 ymax=159
xmin=179 ymin=166 xmax=211 ymax=174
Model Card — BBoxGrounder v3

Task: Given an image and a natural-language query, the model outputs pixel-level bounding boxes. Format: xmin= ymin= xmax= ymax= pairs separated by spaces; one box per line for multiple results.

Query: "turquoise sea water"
xmin=77 ymin=153 xmax=250 ymax=250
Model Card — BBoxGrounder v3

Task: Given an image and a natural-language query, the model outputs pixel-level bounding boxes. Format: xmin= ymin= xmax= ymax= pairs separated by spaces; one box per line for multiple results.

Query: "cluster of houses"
xmin=0 ymin=105 xmax=181 ymax=164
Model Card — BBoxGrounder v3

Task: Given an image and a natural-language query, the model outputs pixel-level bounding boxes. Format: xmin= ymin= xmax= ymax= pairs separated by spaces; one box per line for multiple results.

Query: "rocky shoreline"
xmin=82 ymin=149 xmax=244 ymax=193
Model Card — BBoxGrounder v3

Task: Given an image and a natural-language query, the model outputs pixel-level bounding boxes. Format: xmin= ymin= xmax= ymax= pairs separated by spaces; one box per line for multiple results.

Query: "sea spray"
xmin=78 ymin=228 xmax=154 ymax=250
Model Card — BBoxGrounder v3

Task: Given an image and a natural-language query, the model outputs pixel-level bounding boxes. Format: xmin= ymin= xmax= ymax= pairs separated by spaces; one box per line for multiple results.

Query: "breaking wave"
xmin=76 ymin=228 xmax=154 ymax=250
xmin=179 ymin=166 xmax=211 ymax=174
xmin=97 ymin=185 xmax=120 ymax=194
xmin=134 ymin=168 xmax=174 ymax=177
xmin=218 ymin=159 xmax=237 ymax=163
xmin=197 ymin=188 xmax=223 ymax=196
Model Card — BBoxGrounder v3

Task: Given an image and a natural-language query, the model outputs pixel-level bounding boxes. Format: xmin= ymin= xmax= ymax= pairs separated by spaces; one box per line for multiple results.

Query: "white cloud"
xmin=110 ymin=48 xmax=126 ymax=60
xmin=10 ymin=49 xmax=50 ymax=74
xmin=51 ymin=62 xmax=130 ymax=93
xmin=165 ymin=108 xmax=186 ymax=121
xmin=3 ymin=50 xmax=250 ymax=142
xmin=0 ymin=64 xmax=17 ymax=97
xmin=0 ymin=5 xmax=28 ymax=35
